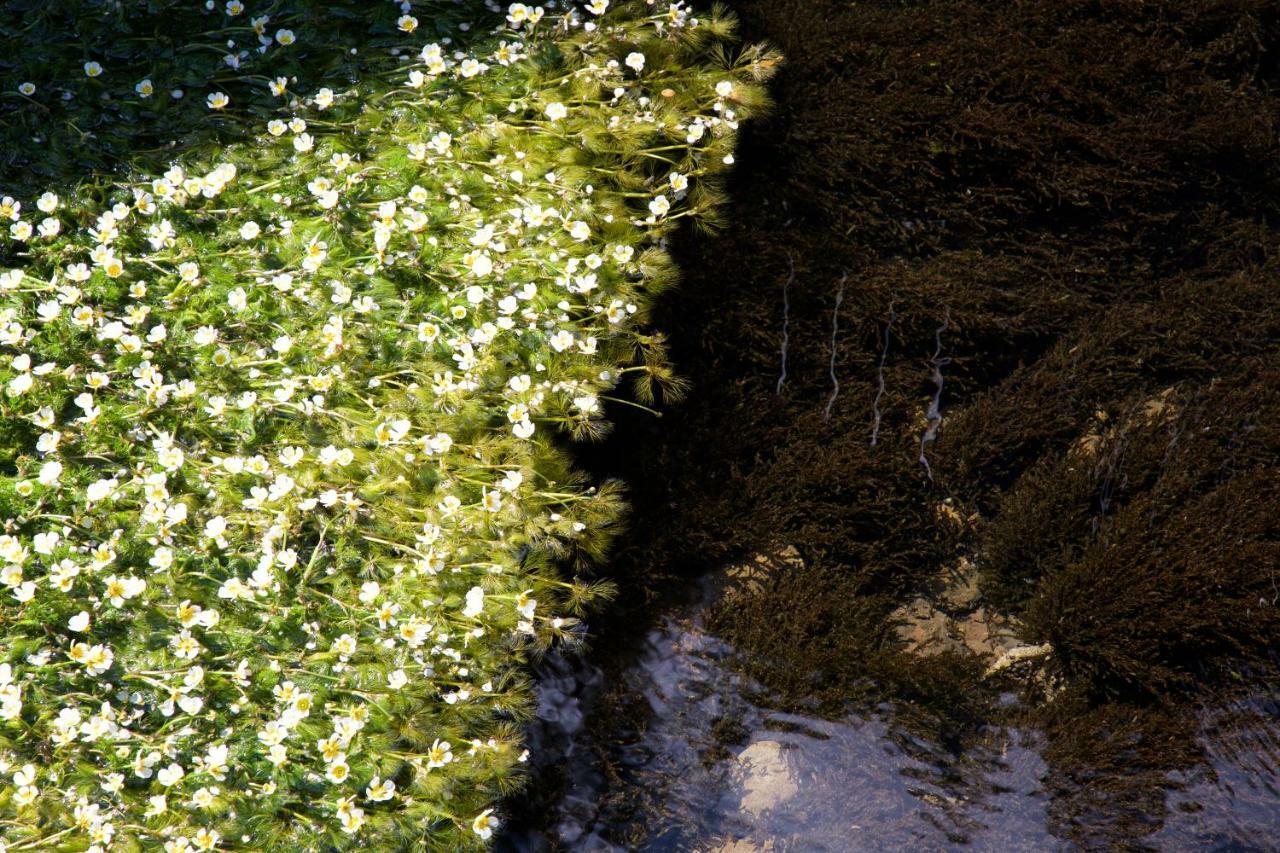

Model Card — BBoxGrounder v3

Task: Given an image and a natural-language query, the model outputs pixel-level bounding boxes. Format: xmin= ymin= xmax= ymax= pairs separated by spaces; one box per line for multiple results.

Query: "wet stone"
xmin=892 ymin=567 xmax=1026 ymax=662
xmin=708 ymin=839 xmax=777 ymax=853
xmin=736 ymin=739 xmax=799 ymax=816
xmin=718 ymin=545 xmax=804 ymax=599
xmin=503 ymin=555 xmax=1055 ymax=850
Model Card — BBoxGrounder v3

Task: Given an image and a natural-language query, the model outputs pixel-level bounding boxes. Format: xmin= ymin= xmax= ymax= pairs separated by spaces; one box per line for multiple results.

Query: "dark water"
xmin=503 ymin=577 xmax=1280 ymax=851
xmin=489 ymin=0 xmax=1280 ymax=845
xmin=1149 ymin=694 xmax=1280 ymax=849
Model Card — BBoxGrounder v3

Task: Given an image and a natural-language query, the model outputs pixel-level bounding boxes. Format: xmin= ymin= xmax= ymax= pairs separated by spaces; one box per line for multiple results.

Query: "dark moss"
xmin=1037 ymin=693 xmax=1206 ymax=848
xmin=506 ymin=0 xmax=1280 ymax=847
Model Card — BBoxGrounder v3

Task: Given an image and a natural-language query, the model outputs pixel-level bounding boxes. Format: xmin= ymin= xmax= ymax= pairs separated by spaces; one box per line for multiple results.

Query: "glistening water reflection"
xmin=502 ymin=571 xmax=1280 ymax=851
xmin=503 ymin=576 xmax=1057 ymax=851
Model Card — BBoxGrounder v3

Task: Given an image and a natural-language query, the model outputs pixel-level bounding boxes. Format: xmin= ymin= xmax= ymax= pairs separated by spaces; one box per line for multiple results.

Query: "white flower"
xmin=366 ymin=777 xmax=395 ymax=801
xmin=84 ymin=61 xmax=104 ymax=78
xmin=625 ymin=52 xmax=645 ymax=72
xmin=544 ymin=102 xmax=568 ymax=121
xmin=462 ymin=586 xmax=485 ymax=618
xmin=68 ymin=611 xmax=91 ymax=632
xmin=649 ymin=194 xmax=671 ymax=217
xmin=157 ymin=763 xmax=185 ymax=787
xmin=463 ymin=251 xmax=493 ymax=277
xmin=104 ymin=575 xmax=146 ymax=607
xmin=7 ymin=373 xmax=32 ymax=396
xmin=548 ymin=330 xmax=575 ymax=352
xmin=472 ymin=809 xmax=499 ymax=840
xmin=37 ymin=460 xmax=62 ymax=486
xmin=83 ymin=476 xmax=117 ymax=503
xmin=207 ymin=92 xmax=230 ymax=110
xmin=482 ymin=490 xmax=503 ymax=512
xmin=32 ymin=531 xmax=58 ymax=554
xmin=332 ymin=634 xmax=357 ymax=657
xmin=426 ymin=739 xmax=453 ymax=769
xmin=77 ymin=643 xmax=113 ymax=676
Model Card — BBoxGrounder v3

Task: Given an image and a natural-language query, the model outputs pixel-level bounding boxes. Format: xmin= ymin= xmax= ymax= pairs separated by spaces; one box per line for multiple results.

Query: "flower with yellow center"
xmin=193 ymin=828 xmax=220 ymax=850
xmin=426 ymin=739 xmax=453 ymax=769
xmin=472 ymin=809 xmax=498 ymax=840
xmin=317 ymin=737 xmax=344 ymax=763
xmin=365 ymin=777 xmax=395 ymax=802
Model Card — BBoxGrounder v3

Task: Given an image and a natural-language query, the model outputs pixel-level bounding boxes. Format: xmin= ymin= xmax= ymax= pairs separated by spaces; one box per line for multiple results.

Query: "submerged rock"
xmin=736 ymin=739 xmax=799 ymax=816
xmin=890 ymin=559 xmax=1026 ymax=663
xmin=709 ymin=839 xmax=777 ymax=853
xmin=718 ymin=545 xmax=804 ymax=600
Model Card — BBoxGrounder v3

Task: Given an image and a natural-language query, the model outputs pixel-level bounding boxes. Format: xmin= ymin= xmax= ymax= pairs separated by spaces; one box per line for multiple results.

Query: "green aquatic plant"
xmin=0 ymin=1 xmax=776 ymax=848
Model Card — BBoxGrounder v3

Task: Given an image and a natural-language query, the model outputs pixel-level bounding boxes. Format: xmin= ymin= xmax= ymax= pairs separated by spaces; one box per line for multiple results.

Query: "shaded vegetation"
xmin=0 ymin=0 xmax=428 ymax=197
xmin=521 ymin=0 xmax=1280 ymax=847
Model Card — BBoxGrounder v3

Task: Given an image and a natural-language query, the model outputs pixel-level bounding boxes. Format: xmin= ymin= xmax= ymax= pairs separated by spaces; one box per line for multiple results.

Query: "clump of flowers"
xmin=0 ymin=1 xmax=774 ymax=849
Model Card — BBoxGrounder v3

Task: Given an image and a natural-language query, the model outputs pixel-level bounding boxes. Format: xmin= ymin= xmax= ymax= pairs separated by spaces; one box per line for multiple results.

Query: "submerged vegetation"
xmin=537 ymin=0 xmax=1280 ymax=846
xmin=0 ymin=1 xmax=772 ymax=849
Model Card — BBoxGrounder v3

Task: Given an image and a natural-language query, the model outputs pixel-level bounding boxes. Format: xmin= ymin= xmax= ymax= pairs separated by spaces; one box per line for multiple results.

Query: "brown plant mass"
xmin=559 ymin=0 xmax=1280 ymax=846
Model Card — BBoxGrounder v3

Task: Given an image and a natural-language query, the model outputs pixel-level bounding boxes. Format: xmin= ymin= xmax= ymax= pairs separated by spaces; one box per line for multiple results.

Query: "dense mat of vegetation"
xmin=0 ymin=1 xmax=770 ymax=849
xmin=553 ymin=0 xmax=1280 ymax=846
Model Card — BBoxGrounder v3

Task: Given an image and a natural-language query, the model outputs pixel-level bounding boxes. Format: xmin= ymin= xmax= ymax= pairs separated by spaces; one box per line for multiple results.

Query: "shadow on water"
xmin=504 ymin=0 xmax=1280 ymax=848
xmin=502 ymin=578 xmax=1280 ymax=851
xmin=0 ymin=1 xmax=478 ymax=197
xmin=503 ymin=575 xmax=1057 ymax=852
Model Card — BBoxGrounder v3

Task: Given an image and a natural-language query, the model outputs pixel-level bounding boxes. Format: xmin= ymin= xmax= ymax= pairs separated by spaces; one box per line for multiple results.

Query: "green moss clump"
xmin=0 ymin=1 xmax=775 ymax=848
